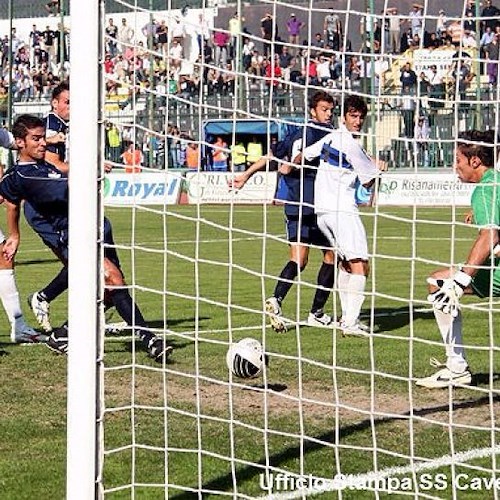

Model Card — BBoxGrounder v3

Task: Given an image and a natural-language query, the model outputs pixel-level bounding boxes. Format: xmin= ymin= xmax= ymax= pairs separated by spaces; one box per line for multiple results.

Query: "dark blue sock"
xmin=111 ymin=289 xmax=154 ymax=346
xmin=40 ymin=266 xmax=68 ymax=303
xmin=311 ymin=262 xmax=335 ymax=314
xmin=273 ymin=261 xmax=303 ymax=303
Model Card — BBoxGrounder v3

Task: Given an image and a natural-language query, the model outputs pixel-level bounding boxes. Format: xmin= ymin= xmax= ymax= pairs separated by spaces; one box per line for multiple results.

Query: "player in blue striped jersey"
xmin=230 ymin=90 xmax=337 ymax=332
xmin=288 ymin=95 xmax=381 ymax=337
xmin=0 ymin=114 xmax=172 ymax=361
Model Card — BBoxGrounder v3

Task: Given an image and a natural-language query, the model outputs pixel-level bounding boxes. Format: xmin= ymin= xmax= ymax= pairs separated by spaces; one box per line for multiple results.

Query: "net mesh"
xmin=80 ymin=0 xmax=500 ymax=496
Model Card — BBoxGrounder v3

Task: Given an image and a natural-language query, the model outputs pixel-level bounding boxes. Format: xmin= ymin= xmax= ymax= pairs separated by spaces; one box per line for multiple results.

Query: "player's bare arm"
xmin=45 ymin=150 xmax=69 ymax=173
xmin=278 ymin=162 xmax=294 ymax=175
xmin=228 ymin=154 xmax=270 ymax=189
xmin=45 ymin=131 xmax=66 ymax=145
xmin=461 ymin=227 xmax=499 ymax=279
xmin=277 ymin=152 xmax=301 ymax=175
xmin=426 ymin=229 xmax=497 ymax=317
xmin=3 ymin=200 xmax=21 ymax=261
xmin=428 ymin=227 xmax=499 ymax=294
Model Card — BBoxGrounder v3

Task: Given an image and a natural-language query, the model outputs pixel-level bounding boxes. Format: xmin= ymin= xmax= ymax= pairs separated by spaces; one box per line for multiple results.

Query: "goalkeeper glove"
xmin=427 ymin=270 xmax=471 ymax=317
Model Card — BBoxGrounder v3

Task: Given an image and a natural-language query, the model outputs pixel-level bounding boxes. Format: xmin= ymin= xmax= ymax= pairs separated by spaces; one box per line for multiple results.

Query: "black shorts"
xmin=25 ymin=204 xmax=120 ymax=268
xmin=285 ymin=213 xmax=330 ymax=248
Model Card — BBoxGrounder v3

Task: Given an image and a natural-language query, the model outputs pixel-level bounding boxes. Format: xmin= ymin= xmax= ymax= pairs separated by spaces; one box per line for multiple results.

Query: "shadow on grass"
xmin=247 ymin=383 xmax=287 ymax=393
xmin=171 ymin=389 xmax=500 ymax=498
xmin=361 ymin=306 xmax=435 ymax=333
xmin=148 ymin=317 xmax=211 ymax=329
xmin=119 ymin=336 xmax=192 ymax=357
xmin=16 ymin=258 xmax=60 ymax=266
xmin=473 ymin=372 xmax=500 ymax=386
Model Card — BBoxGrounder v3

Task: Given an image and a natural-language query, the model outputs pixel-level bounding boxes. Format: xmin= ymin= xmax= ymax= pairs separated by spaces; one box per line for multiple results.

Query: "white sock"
xmin=337 ymin=267 xmax=350 ymax=320
xmin=433 ymin=308 xmax=467 ymax=372
xmin=0 ymin=269 xmax=23 ymax=329
xmin=344 ymin=274 xmax=366 ymax=327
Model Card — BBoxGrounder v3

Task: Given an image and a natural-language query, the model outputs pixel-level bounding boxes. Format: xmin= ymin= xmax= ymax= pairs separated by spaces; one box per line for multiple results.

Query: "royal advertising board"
xmin=103 ymin=172 xmax=182 ymax=206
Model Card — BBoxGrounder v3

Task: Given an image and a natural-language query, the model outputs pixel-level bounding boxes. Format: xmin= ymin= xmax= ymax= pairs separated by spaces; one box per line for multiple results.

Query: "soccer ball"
xmin=226 ymin=337 xmax=266 ymax=379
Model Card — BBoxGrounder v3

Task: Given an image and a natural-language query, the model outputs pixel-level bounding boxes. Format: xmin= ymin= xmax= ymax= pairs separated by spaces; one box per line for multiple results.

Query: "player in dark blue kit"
xmin=230 ymin=90 xmax=337 ymax=332
xmin=44 ymin=82 xmax=70 ymax=173
xmin=27 ymin=82 xmax=69 ymax=332
xmin=0 ymin=114 xmax=172 ymax=362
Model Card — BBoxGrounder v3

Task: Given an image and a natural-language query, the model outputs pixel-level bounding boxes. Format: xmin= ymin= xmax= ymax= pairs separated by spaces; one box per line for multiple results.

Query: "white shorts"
xmin=0 ymin=227 xmax=4 ymax=244
xmin=317 ymin=211 xmax=368 ymax=261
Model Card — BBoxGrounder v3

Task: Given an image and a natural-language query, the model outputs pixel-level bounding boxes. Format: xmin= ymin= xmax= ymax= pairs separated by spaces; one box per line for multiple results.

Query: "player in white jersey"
xmin=0 ymin=129 xmax=15 ymax=151
xmin=0 ymin=127 xmax=44 ymax=343
xmin=288 ymin=95 xmax=381 ymax=336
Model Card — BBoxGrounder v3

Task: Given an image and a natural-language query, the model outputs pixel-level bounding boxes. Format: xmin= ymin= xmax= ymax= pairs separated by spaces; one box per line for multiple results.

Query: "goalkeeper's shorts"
xmin=471 ymin=266 xmax=500 ymax=298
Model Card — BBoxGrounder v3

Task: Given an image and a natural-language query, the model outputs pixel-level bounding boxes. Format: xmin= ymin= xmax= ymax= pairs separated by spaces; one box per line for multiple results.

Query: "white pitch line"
xmin=14 ymin=232 xmax=471 ymax=271
xmin=261 ymin=445 xmax=500 ymax=499
xmin=114 ymin=234 xmax=470 ymax=247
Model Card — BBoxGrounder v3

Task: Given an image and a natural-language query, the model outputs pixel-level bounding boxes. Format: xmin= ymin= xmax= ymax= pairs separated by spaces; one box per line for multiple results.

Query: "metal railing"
xmin=8 ymin=85 xmax=499 ymax=170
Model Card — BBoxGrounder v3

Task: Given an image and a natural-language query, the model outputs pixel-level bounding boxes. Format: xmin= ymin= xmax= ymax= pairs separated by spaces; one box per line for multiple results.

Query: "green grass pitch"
xmin=0 ymin=204 xmax=499 ymax=499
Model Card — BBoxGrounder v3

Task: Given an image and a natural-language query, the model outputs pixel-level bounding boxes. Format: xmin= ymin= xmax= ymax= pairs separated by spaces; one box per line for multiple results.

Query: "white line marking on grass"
xmin=14 ymin=343 xmax=46 ymax=347
xmin=112 ymin=234 xmax=471 ymax=248
xmin=104 ymin=323 xmax=265 ymax=342
xmin=367 ymin=307 xmax=435 ymax=317
xmin=261 ymin=445 xmax=500 ymax=499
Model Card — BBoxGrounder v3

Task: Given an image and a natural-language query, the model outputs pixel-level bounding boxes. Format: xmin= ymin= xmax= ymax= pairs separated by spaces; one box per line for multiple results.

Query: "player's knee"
xmin=323 ymin=250 xmax=336 ymax=265
xmin=294 ymin=256 xmax=308 ymax=270
xmin=348 ymin=258 xmax=368 ymax=276
xmin=290 ymin=251 xmax=308 ymax=269
xmin=363 ymin=261 xmax=370 ymax=276
xmin=104 ymin=260 xmax=125 ymax=287
xmin=290 ymin=254 xmax=307 ymax=269
xmin=340 ymin=260 xmax=351 ymax=273
xmin=105 ymin=271 xmax=123 ymax=287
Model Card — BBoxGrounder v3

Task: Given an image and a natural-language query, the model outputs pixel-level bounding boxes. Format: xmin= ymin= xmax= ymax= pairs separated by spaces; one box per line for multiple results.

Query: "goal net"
xmin=68 ymin=0 xmax=500 ymax=497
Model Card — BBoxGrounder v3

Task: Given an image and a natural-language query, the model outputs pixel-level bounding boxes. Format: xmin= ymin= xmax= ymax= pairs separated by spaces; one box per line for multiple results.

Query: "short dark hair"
xmin=343 ymin=94 xmax=368 ymax=118
xmin=12 ymin=115 xmax=46 ymax=140
xmin=308 ymin=89 xmax=334 ymax=109
xmin=52 ymin=81 xmax=69 ymax=101
xmin=457 ymin=130 xmax=497 ymax=167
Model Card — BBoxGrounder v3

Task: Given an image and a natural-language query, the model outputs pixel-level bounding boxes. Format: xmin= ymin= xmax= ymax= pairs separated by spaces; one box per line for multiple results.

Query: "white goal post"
xmin=67 ymin=0 xmax=100 ymax=497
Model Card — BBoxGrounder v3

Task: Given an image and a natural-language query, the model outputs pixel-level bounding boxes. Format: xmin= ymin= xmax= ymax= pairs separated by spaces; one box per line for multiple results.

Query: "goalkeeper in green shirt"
xmin=417 ymin=129 xmax=500 ymax=389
